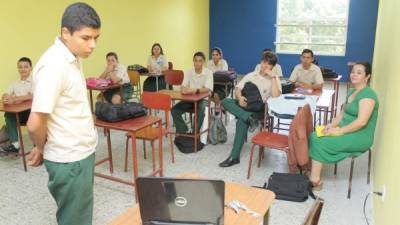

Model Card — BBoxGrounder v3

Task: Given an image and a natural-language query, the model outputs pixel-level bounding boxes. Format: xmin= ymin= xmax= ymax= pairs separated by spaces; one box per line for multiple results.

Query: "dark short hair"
xmin=106 ymin=52 xmax=118 ymax=61
xmin=211 ymin=47 xmax=223 ymax=56
xmin=61 ymin=2 xmax=101 ymax=34
xmin=301 ymin=49 xmax=314 ymax=57
xmin=263 ymin=48 xmax=273 ymax=53
xmin=151 ymin=43 xmax=164 ymax=55
xmin=17 ymin=57 xmax=32 ymax=67
xmin=354 ymin=61 xmax=372 ymax=77
xmin=261 ymin=52 xmax=277 ymax=66
xmin=193 ymin=51 xmax=206 ymax=61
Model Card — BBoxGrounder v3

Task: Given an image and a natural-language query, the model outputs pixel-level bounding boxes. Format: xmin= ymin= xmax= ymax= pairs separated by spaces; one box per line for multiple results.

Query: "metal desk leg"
xmin=16 ymin=113 xmax=27 ymax=172
xmin=194 ymin=101 xmax=198 ymax=152
xmin=106 ymin=129 xmax=114 ymax=174
xmin=158 ymin=120 xmax=164 ymax=177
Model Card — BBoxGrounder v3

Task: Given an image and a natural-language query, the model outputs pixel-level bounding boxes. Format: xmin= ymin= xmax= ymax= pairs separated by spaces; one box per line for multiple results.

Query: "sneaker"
xmin=1 ymin=144 xmax=19 ymax=153
xmin=248 ymin=116 xmax=259 ymax=132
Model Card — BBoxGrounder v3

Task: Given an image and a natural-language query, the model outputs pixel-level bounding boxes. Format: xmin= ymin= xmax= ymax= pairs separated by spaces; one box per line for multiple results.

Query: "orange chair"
xmin=124 ymin=92 xmax=174 ymax=172
xmin=247 ymin=105 xmax=311 ymax=179
xmin=164 ymin=69 xmax=184 ymax=89
xmin=128 ymin=70 xmax=141 ymax=100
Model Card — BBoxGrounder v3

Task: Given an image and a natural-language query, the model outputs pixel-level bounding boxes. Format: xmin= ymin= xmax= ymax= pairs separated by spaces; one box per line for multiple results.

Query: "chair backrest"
xmin=141 ymin=92 xmax=172 ymax=111
xmin=301 ymin=198 xmax=324 ymax=225
xmin=168 ymin=61 xmax=173 ymax=70
xmin=128 ymin=70 xmax=140 ymax=86
xmin=164 ymin=70 xmax=184 ymax=86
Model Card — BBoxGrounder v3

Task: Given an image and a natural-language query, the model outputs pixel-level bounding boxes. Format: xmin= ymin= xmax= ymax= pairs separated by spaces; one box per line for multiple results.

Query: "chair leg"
xmin=348 ymin=157 xmax=355 ymax=199
xmin=169 ymin=134 xmax=175 ymax=163
xmin=367 ymin=149 xmax=371 ymax=184
xmin=257 ymin=147 xmax=264 ymax=168
xmin=334 ymin=163 xmax=337 ymax=175
xmin=151 ymin=141 xmax=156 ymax=172
xmin=143 ymin=140 xmax=147 ymax=159
xmin=124 ymin=136 xmax=130 ymax=172
xmin=247 ymin=144 xmax=257 ymax=179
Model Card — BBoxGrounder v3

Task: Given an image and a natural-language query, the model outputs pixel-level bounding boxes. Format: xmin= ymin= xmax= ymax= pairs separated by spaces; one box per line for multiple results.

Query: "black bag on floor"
xmin=213 ymin=71 xmax=236 ymax=82
xmin=95 ymin=102 xmax=147 ymax=122
xmin=263 ymin=172 xmax=316 ymax=202
xmin=174 ymin=136 xmax=205 ymax=153
xmin=241 ymin=82 xmax=264 ymax=112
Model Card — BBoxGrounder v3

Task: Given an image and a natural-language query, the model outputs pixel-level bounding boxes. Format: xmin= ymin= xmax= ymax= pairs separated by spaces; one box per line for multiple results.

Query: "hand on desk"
xmin=181 ymin=87 xmax=195 ymax=95
xmin=27 ymin=147 xmax=44 ymax=167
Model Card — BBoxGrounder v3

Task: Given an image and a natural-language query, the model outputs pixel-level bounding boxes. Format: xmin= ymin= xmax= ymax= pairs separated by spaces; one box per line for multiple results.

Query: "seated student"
xmin=308 ymin=62 xmax=378 ymax=190
xmin=206 ymin=47 xmax=229 ymax=113
xmin=171 ymin=52 xmax=213 ymax=134
xmin=219 ymin=52 xmax=282 ymax=167
xmin=254 ymin=48 xmax=283 ymax=77
xmin=1 ymin=57 xmax=33 ymax=153
xmin=143 ymin=43 xmax=168 ymax=91
xmin=99 ymin=52 xmax=132 ymax=103
xmin=289 ymin=49 xmax=323 ymax=89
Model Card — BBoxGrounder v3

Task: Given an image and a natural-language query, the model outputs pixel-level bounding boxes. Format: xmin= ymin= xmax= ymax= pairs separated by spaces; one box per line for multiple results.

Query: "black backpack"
xmin=320 ymin=67 xmax=339 ymax=78
xmin=213 ymin=71 xmax=236 ymax=82
xmin=95 ymin=102 xmax=147 ymax=122
xmin=127 ymin=64 xmax=149 ymax=74
xmin=174 ymin=136 xmax=205 ymax=153
xmin=263 ymin=172 xmax=316 ymax=202
xmin=280 ymin=78 xmax=295 ymax=94
xmin=241 ymin=82 xmax=264 ymax=112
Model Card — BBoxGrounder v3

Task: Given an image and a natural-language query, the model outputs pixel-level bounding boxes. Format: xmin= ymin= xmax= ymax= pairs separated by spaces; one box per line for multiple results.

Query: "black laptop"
xmin=136 ymin=177 xmax=225 ymax=225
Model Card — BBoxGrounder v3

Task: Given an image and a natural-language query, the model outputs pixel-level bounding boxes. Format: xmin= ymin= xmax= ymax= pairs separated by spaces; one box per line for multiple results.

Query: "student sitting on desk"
xmin=143 ymin=43 xmax=168 ymax=91
xmin=254 ymin=48 xmax=283 ymax=77
xmin=1 ymin=57 xmax=33 ymax=153
xmin=219 ymin=52 xmax=282 ymax=167
xmin=289 ymin=49 xmax=324 ymax=89
xmin=207 ymin=47 xmax=229 ymax=114
xmin=99 ymin=52 xmax=132 ymax=103
xmin=308 ymin=62 xmax=379 ymax=190
xmin=171 ymin=52 xmax=213 ymax=134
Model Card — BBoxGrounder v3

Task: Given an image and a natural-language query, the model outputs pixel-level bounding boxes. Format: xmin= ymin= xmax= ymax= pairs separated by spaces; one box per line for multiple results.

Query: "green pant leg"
xmin=44 ymin=153 xmax=95 ymax=225
xmin=196 ymin=100 xmax=207 ymax=132
xmin=222 ymin=98 xmax=253 ymax=122
xmin=121 ymin=84 xmax=133 ymax=102
xmin=171 ymin=101 xmax=193 ymax=134
xmin=230 ymin=118 xmax=249 ymax=159
xmin=4 ymin=112 xmax=18 ymax=142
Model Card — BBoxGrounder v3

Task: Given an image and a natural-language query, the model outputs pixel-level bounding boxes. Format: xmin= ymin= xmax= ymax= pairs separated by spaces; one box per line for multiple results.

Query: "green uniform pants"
xmin=4 ymin=110 xmax=30 ymax=143
xmin=222 ymin=98 xmax=264 ymax=159
xmin=103 ymin=83 xmax=133 ymax=103
xmin=44 ymin=153 xmax=95 ymax=225
xmin=171 ymin=100 xmax=207 ymax=134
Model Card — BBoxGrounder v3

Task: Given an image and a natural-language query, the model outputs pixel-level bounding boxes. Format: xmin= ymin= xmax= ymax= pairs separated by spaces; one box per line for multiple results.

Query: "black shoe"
xmin=219 ymin=157 xmax=240 ymax=167
xmin=248 ymin=116 xmax=259 ymax=133
xmin=2 ymin=144 xmax=19 ymax=153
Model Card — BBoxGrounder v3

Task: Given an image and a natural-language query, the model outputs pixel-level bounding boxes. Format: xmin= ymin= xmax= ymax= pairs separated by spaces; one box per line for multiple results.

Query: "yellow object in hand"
xmin=315 ymin=125 xmax=341 ymax=137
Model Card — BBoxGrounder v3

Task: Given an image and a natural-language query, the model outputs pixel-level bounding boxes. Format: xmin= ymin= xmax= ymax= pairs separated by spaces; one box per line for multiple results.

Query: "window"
xmin=275 ymin=0 xmax=350 ymax=56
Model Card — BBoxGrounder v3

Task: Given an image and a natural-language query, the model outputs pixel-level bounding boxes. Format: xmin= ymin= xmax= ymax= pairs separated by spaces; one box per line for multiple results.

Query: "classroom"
xmin=0 ymin=0 xmax=398 ymax=225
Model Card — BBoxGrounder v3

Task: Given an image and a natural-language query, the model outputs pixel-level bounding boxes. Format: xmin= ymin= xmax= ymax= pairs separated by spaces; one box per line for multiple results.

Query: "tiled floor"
xmin=0 ymin=83 xmax=373 ymax=225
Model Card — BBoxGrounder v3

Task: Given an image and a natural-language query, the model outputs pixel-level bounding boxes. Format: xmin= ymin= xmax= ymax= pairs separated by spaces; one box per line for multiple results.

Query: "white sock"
xmin=12 ymin=142 xmax=19 ymax=149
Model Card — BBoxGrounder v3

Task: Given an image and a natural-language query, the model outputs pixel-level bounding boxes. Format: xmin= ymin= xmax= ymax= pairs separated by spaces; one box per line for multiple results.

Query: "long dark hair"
xmin=151 ymin=43 xmax=164 ymax=55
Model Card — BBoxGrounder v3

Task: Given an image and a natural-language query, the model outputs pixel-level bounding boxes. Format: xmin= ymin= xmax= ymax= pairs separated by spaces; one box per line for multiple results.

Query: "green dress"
xmin=309 ymin=86 xmax=379 ymax=163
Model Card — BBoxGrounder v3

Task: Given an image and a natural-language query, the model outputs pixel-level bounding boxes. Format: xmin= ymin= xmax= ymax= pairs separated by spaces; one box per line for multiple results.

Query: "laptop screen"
xmin=136 ymin=177 xmax=225 ymax=225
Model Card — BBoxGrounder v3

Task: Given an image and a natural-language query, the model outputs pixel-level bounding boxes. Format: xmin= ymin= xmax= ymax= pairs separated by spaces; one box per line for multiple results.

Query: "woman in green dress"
xmin=309 ymin=62 xmax=379 ymax=189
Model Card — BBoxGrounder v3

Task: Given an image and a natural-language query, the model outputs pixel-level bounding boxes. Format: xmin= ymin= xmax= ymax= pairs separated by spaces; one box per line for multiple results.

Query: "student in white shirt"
xmin=99 ymin=52 xmax=133 ymax=103
xmin=171 ymin=52 xmax=213 ymax=134
xmin=289 ymin=49 xmax=324 ymax=89
xmin=143 ymin=43 xmax=168 ymax=91
xmin=220 ymin=52 xmax=282 ymax=167
xmin=207 ymin=47 xmax=229 ymax=114
xmin=1 ymin=57 xmax=33 ymax=153
xmin=254 ymin=49 xmax=283 ymax=77
xmin=26 ymin=3 xmax=100 ymax=225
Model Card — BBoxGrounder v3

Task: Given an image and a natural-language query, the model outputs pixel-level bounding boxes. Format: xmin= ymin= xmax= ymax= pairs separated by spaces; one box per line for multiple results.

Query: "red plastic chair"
xmin=124 ymin=92 xmax=174 ymax=172
xmin=164 ymin=70 xmax=184 ymax=87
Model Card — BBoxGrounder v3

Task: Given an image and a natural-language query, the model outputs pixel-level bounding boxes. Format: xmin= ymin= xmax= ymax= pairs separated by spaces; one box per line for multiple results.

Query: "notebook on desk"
xmin=136 ymin=177 xmax=225 ymax=225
